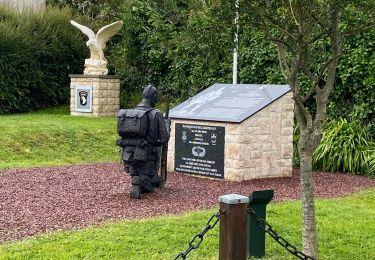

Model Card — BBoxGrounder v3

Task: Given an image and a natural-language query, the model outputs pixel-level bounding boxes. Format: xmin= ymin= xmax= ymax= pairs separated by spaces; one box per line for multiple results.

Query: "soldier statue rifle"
xmin=160 ymin=96 xmax=170 ymax=189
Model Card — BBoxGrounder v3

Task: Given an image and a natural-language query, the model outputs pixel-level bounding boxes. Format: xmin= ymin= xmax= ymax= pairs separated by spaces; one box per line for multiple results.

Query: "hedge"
xmin=0 ymin=6 xmax=89 ymax=113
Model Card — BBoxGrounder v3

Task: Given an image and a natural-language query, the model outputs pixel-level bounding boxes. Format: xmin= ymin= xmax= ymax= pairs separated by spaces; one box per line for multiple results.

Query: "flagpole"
xmin=232 ymin=0 xmax=240 ymax=84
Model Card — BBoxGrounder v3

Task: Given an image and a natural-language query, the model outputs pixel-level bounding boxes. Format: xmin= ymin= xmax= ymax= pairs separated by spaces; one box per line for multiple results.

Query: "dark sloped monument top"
xmin=170 ymin=84 xmax=291 ymax=123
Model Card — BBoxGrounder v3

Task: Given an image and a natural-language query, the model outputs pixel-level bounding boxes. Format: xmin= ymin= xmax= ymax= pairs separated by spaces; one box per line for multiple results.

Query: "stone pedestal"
xmin=69 ymin=74 xmax=120 ymax=117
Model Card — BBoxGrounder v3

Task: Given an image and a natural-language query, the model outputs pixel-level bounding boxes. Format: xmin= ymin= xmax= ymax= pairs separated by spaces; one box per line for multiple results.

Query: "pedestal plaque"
xmin=174 ymin=123 xmax=225 ymax=179
xmin=76 ymin=86 xmax=92 ymax=112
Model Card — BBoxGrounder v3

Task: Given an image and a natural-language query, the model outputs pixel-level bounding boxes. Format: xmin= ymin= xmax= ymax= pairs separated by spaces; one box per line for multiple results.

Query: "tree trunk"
xmin=299 ymin=131 xmax=318 ymax=259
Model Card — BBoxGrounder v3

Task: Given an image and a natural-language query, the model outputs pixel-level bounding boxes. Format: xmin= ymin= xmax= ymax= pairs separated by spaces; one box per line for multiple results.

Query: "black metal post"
xmin=247 ymin=190 xmax=274 ymax=258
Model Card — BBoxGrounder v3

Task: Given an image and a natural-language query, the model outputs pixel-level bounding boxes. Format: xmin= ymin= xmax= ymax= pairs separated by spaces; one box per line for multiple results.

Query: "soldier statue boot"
xmin=130 ymin=176 xmax=141 ymax=199
xmin=140 ymin=175 xmax=155 ymax=194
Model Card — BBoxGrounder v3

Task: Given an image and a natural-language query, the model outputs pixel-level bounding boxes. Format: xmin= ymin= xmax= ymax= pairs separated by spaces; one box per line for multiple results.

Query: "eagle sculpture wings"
xmin=70 ymin=20 xmax=123 ymax=75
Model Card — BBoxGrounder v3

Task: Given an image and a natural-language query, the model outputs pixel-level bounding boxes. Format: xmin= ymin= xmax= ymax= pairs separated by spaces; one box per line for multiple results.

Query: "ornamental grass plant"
xmin=313 ymin=118 xmax=374 ymax=175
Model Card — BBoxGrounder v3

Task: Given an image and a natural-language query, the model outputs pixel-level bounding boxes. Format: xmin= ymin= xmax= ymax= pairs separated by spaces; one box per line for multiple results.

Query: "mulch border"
xmin=1 ymin=162 xmax=374 ymax=242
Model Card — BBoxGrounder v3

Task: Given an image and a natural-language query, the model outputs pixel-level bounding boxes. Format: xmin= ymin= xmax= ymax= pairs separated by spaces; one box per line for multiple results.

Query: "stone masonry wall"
xmin=168 ymin=92 xmax=294 ymax=181
xmin=70 ymin=75 xmax=120 ymax=117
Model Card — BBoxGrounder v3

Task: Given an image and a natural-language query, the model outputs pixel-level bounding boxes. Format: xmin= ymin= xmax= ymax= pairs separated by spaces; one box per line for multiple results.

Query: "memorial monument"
xmin=69 ymin=20 xmax=123 ymax=117
xmin=168 ymin=84 xmax=294 ymax=181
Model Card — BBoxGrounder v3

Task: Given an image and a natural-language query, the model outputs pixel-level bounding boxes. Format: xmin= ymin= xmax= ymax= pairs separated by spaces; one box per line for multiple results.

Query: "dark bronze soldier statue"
xmin=116 ymin=85 xmax=170 ymax=199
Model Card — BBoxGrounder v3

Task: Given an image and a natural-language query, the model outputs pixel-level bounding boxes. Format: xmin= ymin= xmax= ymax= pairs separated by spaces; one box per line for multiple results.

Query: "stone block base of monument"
xmin=167 ymin=84 xmax=294 ymax=181
xmin=69 ymin=74 xmax=120 ymax=117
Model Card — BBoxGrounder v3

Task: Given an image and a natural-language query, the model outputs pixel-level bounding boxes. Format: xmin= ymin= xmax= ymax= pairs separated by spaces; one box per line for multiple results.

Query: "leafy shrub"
xmin=0 ymin=19 xmax=41 ymax=112
xmin=332 ymin=27 xmax=375 ymax=124
xmin=107 ymin=0 xmax=375 ymax=121
xmin=108 ymin=0 xmax=235 ymax=107
xmin=313 ymin=119 xmax=374 ymax=175
xmin=0 ymin=6 xmax=88 ymax=114
xmin=47 ymin=0 xmax=123 ymax=20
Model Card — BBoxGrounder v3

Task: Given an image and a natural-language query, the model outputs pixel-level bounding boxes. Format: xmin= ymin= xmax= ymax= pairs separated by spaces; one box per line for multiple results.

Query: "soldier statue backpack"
xmin=117 ymin=108 xmax=152 ymax=138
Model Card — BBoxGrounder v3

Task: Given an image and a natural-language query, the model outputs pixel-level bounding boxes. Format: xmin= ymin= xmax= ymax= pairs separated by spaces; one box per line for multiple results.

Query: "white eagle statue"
xmin=70 ymin=20 xmax=123 ymax=75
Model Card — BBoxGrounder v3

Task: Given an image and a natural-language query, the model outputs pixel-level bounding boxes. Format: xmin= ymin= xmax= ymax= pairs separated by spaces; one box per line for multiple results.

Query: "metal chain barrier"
xmin=174 ymin=209 xmax=222 ymax=260
xmin=248 ymin=207 xmax=315 ymax=260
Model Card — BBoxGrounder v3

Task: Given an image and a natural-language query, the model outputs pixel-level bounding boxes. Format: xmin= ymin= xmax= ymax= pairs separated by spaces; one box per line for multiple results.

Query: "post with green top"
xmin=219 ymin=194 xmax=249 ymax=260
xmin=247 ymin=189 xmax=274 ymax=258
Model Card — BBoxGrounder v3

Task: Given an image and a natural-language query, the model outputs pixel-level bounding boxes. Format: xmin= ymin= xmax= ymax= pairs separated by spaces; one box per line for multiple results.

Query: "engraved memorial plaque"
xmin=175 ymin=123 xmax=225 ymax=179
xmin=170 ymin=84 xmax=291 ymax=123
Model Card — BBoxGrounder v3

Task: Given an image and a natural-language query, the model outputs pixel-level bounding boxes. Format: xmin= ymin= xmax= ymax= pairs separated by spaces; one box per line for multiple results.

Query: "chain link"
xmin=174 ymin=209 xmax=222 ymax=260
xmin=248 ymin=207 xmax=316 ymax=260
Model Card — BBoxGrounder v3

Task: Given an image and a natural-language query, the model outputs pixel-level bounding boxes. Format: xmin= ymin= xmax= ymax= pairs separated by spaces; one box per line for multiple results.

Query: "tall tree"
xmin=243 ymin=0 xmax=375 ymax=258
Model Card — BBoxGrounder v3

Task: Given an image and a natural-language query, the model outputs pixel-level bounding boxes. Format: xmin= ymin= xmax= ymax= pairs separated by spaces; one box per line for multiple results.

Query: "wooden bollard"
xmin=219 ymin=194 xmax=249 ymax=260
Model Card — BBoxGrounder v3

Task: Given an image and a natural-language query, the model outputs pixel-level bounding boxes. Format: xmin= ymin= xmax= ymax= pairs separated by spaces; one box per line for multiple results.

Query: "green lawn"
xmin=1 ymin=107 xmax=374 ymax=259
xmin=0 ymin=106 xmax=119 ymax=169
xmin=0 ymin=190 xmax=374 ymax=260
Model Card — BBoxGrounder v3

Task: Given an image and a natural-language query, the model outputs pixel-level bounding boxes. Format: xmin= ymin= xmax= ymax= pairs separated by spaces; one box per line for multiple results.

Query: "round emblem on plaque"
xmin=192 ymin=146 xmax=206 ymax=157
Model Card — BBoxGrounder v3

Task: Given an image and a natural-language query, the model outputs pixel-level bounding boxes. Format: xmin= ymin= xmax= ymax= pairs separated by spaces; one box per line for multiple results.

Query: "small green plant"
xmin=313 ymin=118 xmax=373 ymax=175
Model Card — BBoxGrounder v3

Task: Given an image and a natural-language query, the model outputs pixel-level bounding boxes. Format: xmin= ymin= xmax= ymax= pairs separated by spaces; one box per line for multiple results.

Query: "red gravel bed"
xmin=0 ymin=162 xmax=374 ymax=242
